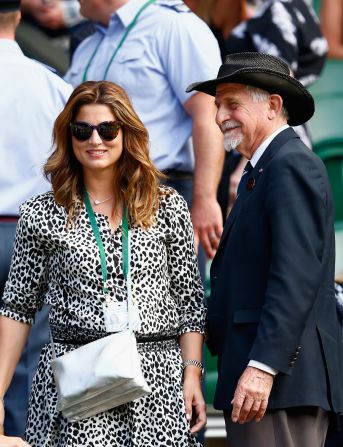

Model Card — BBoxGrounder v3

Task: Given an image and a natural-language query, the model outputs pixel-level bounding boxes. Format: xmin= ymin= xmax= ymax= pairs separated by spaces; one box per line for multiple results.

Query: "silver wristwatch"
xmin=182 ymin=359 xmax=204 ymax=378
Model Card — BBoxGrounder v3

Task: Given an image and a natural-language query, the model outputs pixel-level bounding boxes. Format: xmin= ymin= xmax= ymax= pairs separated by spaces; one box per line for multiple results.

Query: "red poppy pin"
xmin=247 ymin=177 xmax=255 ymax=190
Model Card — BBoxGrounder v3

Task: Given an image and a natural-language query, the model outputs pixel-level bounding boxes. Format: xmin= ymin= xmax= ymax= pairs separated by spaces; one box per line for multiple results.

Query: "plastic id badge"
xmin=103 ymin=301 xmax=141 ymax=332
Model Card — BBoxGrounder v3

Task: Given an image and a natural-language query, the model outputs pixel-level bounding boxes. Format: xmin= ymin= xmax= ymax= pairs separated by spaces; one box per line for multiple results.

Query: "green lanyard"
xmin=83 ymin=190 xmax=128 ymax=294
xmin=82 ymin=0 xmax=156 ymax=83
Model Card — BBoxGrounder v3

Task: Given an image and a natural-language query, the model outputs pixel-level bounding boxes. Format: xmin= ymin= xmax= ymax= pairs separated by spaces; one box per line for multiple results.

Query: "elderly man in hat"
xmin=187 ymin=52 xmax=343 ymax=447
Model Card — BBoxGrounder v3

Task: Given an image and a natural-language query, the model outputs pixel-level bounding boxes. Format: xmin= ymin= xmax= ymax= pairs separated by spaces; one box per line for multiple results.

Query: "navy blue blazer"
xmin=208 ymin=128 xmax=343 ymax=412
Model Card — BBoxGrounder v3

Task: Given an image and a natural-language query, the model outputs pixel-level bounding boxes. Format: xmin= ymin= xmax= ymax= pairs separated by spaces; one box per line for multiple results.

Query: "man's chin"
xmin=223 ymin=138 xmax=242 ymax=153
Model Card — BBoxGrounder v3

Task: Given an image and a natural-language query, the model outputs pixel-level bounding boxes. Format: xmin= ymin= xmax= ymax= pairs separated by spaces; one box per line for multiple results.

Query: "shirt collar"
xmin=250 ymin=124 xmax=289 ymax=167
xmin=0 ymin=39 xmax=23 ymax=55
xmin=95 ymin=0 xmax=148 ymax=34
xmin=114 ymin=0 xmax=150 ymax=27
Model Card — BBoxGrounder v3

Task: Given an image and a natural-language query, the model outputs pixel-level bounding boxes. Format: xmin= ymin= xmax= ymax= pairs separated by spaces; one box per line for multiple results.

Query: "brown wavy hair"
xmin=44 ymin=81 xmax=164 ymax=228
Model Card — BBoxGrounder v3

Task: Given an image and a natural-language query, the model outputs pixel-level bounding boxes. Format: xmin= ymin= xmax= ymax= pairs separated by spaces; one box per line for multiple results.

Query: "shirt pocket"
xmin=112 ymin=45 xmax=154 ymax=90
xmin=116 ymin=45 xmax=145 ymax=63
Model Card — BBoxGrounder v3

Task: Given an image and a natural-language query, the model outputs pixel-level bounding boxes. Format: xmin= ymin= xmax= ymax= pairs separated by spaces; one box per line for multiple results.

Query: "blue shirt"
xmin=0 ymin=40 xmax=73 ymax=215
xmin=64 ymin=0 xmax=221 ymax=171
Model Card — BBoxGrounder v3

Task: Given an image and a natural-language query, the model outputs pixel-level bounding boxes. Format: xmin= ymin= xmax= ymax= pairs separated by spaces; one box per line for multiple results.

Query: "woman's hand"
xmin=183 ymin=367 xmax=207 ymax=434
xmin=0 ymin=400 xmax=31 ymax=447
xmin=0 ymin=435 xmax=31 ymax=447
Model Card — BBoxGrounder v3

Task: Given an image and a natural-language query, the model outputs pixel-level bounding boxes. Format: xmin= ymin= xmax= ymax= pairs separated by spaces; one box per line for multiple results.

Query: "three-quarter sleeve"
xmin=164 ymin=191 xmax=206 ymax=335
xmin=0 ymin=201 xmax=49 ymax=325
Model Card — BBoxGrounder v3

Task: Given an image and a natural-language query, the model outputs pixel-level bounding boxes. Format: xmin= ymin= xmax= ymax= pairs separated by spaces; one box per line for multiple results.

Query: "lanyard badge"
xmin=84 ymin=191 xmax=141 ymax=332
xmin=103 ymin=300 xmax=141 ymax=332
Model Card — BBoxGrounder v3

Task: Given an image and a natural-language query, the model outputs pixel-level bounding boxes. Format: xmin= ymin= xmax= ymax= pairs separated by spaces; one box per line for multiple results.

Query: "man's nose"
xmin=215 ymin=106 xmax=230 ymax=129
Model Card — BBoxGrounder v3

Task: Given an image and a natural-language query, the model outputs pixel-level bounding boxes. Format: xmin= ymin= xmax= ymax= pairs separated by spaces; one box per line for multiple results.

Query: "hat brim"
xmin=187 ymin=68 xmax=314 ymax=126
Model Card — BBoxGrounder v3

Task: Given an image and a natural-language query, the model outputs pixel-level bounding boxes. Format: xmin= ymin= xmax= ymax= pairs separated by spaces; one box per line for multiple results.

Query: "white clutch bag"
xmin=50 ymin=330 xmax=151 ymax=421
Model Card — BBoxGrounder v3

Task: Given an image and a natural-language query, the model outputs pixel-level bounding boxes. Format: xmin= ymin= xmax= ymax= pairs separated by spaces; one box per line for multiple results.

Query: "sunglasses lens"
xmin=71 ymin=123 xmax=92 ymax=141
xmin=70 ymin=121 xmax=121 ymax=141
xmin=98 ymin=122 xmax=120 ymax=141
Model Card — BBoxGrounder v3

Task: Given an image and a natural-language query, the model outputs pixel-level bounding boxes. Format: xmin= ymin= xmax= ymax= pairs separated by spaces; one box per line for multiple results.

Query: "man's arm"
xmin=321 ymin=0 xmax=343 ymax=58
xmin=184 ymin=92 xmax=224 ymax=259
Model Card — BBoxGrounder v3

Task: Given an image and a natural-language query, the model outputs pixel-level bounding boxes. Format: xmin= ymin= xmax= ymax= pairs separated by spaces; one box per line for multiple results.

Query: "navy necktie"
xmin=237 ymin=161 xmax=253 ymax=197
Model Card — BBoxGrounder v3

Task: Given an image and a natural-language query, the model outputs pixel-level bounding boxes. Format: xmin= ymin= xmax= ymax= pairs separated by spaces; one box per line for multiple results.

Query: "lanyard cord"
xmin=83 ymin=190 xmax=128 ymax=294
xmin=82 ymin=0 xmax=156 ymax=83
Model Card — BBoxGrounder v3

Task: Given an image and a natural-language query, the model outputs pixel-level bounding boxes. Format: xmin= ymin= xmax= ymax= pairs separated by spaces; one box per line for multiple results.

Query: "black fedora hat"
xmin=0 ymin=0 xmax=20 ymax=12
xmin=186 ymin=52 xmax=314 ymax=126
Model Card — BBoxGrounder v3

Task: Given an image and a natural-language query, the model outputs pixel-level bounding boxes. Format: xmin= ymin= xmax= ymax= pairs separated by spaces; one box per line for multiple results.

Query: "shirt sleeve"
xmin=158 ymin=10 xmax=221 ymax=105
xmin=248 ymin=360 xmax=278 ymax=376
xmin=163 ymin=191 xmax=206 ymax=335
xmin=0 ymin=201 xmax=49 ymax=325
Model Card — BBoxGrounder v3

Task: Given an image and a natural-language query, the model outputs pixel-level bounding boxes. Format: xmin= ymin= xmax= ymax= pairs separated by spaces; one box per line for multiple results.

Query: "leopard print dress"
xmin=1 ymin=187 xmax=205 ymax=447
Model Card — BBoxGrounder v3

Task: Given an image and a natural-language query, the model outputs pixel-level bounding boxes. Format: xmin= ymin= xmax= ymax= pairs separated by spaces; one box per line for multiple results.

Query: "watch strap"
xmin=182 ymin=359 xmax=204 ymax=377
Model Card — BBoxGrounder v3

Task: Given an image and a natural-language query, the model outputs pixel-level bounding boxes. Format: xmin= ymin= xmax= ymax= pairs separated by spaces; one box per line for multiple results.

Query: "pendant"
xmin=86 ymin=191 xmax=113 ymax=205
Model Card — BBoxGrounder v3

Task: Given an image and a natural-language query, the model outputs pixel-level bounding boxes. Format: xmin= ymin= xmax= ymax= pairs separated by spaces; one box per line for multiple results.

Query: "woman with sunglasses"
xmin=0 ymin=81 xmax=206 ymax=447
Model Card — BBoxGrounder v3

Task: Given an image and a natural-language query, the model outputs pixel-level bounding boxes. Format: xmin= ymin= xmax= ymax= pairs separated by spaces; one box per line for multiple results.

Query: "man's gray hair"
xmin=245 ymin=85 xmax=290 ymax=122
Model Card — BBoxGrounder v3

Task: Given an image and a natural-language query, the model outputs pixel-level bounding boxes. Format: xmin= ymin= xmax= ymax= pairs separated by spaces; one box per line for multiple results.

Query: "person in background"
xmin=0 ymin=80 xmax=206 ymax=447
xmin=185 ymin=0 xmax=248 ymax=48
xmin=321 ymin=0 xmax=343 ymax=59
xmin=19 ymin=0 xmax=86 ymax=58
xmin=0 ymin=0 xmax=72 ymax=437
xmin=64 ymin=0 xmax=224 ymax=266
xmin=20 ymin=0 xmax=84 ymax=31
xmin=200 ymin=0 xmax=328 ymax=219
xmin=188 ymin=52 xmax=343 ymax=447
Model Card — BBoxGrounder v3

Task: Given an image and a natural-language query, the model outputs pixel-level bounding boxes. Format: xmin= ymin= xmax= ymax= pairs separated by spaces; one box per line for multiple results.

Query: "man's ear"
xmin=268 ymin=94 xmax=283 ymax=120
xmin=15 ymin=10 xmax=21 ymax=27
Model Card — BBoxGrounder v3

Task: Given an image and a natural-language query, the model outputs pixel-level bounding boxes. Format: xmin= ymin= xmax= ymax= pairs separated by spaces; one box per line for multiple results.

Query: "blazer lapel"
xmin=217 ymin=196 xmax=240 ymax=250
xmin=214 ymin=128 xmax=299 ymax=260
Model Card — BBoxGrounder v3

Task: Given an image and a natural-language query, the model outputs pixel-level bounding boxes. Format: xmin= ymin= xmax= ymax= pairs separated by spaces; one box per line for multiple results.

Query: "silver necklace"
xmin=87 ymin=191 xmax=114 ymax=206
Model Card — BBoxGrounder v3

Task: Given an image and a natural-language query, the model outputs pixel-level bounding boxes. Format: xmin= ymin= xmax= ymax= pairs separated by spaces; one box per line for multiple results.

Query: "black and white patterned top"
xmin=1 ymin=187 xmax=205 ymax=446
xmin=219 ymin=0 xmax=328 ymax=87
xmin=0 ymin=187 xmax=205 ymax=339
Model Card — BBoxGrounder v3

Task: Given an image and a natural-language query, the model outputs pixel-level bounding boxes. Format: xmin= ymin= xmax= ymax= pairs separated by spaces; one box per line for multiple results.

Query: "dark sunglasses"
xmin=70 ymin=120 xmax=122 ymax=141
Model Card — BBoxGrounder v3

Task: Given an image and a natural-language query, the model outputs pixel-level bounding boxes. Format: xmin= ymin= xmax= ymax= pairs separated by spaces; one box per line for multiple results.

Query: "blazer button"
xmin=289 ymin=360 xmax=296 ymax=367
